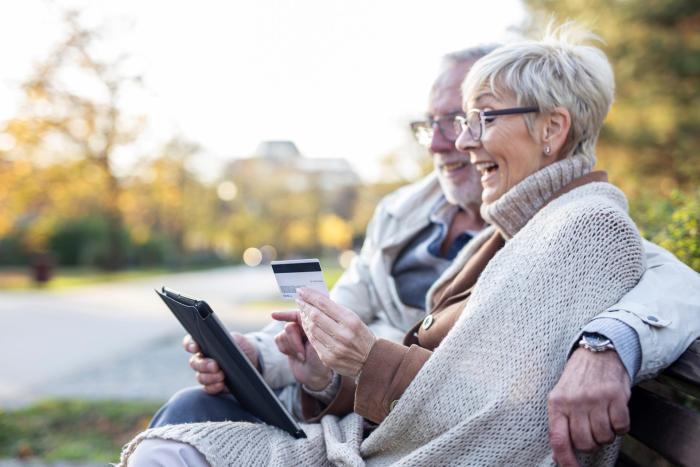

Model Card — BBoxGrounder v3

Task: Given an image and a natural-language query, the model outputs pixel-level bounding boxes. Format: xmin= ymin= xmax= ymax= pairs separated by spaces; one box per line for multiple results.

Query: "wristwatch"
xmin=578 ymin=332 xmax=615 ymax=353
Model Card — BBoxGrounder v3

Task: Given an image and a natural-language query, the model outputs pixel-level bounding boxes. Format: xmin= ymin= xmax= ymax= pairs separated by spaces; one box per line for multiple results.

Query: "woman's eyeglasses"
xmin=454 ymin=106 xmax=539 ymax=142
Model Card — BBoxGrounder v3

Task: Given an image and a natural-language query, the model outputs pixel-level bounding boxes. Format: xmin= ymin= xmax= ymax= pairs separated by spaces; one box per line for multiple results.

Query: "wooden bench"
xmin=617 ymin=338 xmax=700 ymax=467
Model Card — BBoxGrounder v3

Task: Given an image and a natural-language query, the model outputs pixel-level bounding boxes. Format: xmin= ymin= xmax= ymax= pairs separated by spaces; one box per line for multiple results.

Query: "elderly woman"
xmin=120 ymin=25 xmax=644 ymax=467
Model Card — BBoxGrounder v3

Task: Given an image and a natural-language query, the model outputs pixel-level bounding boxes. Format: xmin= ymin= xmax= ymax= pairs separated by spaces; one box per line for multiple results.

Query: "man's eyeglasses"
xmin=454 ymin=106 xmax=539 ymax=142
xmin=410 ymin=111 xmax=465 ymax=146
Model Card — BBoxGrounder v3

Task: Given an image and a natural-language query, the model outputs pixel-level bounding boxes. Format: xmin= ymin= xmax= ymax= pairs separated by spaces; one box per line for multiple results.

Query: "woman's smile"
xmin=473 ymin=160 xmax=499 ymax=183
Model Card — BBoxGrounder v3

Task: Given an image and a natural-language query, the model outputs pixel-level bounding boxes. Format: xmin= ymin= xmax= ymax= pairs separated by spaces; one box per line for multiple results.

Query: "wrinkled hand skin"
xmin=548 ymin=348 xmax=631 ymax=467
xmin=271 ymin=310 xmax=333 ymax=391
xmin=294 ymin=287 xmax=377 ymax=378
xmin=183 ymin=332 xmax=260 ymax=395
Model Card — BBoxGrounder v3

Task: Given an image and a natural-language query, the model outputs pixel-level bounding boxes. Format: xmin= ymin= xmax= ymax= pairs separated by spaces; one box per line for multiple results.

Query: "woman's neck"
xmin=481 ymin=153 xmax=594 ymax=239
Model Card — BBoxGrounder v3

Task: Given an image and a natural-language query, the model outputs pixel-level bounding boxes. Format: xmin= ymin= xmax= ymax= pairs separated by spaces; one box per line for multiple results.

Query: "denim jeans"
xmin=149 ymin=386 xmax=264 ymax=427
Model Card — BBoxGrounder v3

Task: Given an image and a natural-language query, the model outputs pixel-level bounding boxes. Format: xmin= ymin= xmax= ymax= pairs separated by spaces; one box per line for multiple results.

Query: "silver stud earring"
xmin=544 ymin=145 xmax=551 ymax=156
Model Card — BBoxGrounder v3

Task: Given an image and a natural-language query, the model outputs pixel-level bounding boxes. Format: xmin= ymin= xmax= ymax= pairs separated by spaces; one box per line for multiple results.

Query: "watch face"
xmin=586 ymin=334 xmax=609 ymax=347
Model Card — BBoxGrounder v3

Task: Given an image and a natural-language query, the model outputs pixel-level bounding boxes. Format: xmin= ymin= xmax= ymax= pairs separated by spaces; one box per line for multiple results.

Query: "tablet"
xmin=156 ymin=286 xmax=306 ymax=439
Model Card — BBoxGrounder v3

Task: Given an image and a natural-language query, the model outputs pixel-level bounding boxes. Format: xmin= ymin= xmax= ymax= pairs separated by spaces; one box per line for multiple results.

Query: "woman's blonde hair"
xmin=461 ymin=22 xmax=615 ymax=160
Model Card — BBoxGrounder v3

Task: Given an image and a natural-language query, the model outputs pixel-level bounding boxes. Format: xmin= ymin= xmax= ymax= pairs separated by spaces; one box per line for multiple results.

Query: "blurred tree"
xmin=0 ymin=10 xmax=144 ymax=269
xmin=123 ymin=138 xmax=204 ymax=259
xmin=522 ymin=1 xmax=700 ymax=196
xmin=318 ymin=214 xmax=354 ymax=251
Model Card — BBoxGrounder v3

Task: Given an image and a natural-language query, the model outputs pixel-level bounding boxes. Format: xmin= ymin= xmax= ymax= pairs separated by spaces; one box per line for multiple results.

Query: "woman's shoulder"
xmin=517 ymin=181 xmax=645 ymax=274
xmin=529 ymin=181 xmax=641 ymax=248
xmin=545 ymin=181 xmax=630 ymax=223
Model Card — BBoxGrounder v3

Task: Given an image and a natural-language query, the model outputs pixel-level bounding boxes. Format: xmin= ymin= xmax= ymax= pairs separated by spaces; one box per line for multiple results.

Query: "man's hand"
xmin=548 ymin=348 xmax=631 ymax=467
xmin=183 ymin=332 xmax=260 ymax=395
xmin=272 ymin=310 xmax=333 ymax=391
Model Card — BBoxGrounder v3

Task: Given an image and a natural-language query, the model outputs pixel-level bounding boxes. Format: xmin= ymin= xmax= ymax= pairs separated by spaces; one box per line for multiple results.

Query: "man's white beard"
xmin=436 ymin=169 xmax=482 ymax=210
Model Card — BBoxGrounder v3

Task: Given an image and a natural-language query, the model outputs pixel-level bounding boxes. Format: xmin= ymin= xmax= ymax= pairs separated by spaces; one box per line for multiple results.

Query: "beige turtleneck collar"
xmin=481 ymin=153 xmax=595 ymax=239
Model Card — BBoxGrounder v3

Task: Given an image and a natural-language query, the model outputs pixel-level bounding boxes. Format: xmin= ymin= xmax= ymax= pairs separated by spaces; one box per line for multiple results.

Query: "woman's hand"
xmin=294 ymin=287 xmax=377 ymax=378
xmin=271 ymin=310 xmax=333 ymax=391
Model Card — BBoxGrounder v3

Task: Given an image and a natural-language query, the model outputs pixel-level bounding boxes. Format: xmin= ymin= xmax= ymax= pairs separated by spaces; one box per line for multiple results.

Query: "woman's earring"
xmin=544 ymin=145 xmax=551 ymax=156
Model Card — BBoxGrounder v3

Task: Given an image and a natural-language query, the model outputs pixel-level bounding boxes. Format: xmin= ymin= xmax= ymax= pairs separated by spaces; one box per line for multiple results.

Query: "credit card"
xmin=270 ymin=259 xmax=329 ymax=300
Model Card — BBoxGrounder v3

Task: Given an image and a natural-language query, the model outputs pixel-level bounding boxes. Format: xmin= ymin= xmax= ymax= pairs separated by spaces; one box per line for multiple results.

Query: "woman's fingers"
xmin=275 ymin=323 xmax=307 ymax=362
xmin=297 ymin=288 xmax=345 ymax=322
xmin=271 ymin=310 xmax=301 ymax=323
xmin=305 ymin=316 xmax=335 ymax=350
xmin=296 ymin=298 xmax=344 ymax=338
xmin=285 ymin=322 xmax=306 ymax=360
xmin=295 ymin=287 xmax=376 ymax=378
xmin=275 ymin=330 xmax=292 ymax=356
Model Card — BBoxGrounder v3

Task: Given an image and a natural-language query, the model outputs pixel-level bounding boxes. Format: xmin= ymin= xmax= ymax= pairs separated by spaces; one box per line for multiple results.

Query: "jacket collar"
xmin=385 ymin=171 xmax=443 ymax=220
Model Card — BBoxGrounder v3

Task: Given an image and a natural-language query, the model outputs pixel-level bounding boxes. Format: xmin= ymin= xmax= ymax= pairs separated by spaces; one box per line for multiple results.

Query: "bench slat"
xmin=665 ymin=339 xmax=700 ymax=387
xmin=628 ymin=386 xmax=700 ymax=467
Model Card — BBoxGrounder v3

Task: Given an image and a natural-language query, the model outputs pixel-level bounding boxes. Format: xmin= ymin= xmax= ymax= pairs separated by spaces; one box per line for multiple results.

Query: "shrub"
xmin=632 ymin=189 xmax=700 ymax=272
xmin=651 ymin=190 xmax=700 ymax=271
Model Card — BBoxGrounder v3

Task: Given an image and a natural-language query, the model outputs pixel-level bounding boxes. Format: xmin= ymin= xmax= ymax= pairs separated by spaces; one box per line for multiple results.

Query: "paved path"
xmin=0 ymin=266 xmax=281 ymax=408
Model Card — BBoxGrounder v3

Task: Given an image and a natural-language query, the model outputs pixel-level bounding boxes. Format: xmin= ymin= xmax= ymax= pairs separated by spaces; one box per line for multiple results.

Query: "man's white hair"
xmin=461 ymin=22 xmax=615 ymax=161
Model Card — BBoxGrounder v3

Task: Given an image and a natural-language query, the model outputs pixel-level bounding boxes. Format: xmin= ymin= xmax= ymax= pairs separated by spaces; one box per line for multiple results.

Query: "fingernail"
xmin=207 ymin=361 xmax=215 ymax=371
xmin=297 ymin=353 xmax=305 ymax=361
xmin=188 ymin=343 xmax=196 ymax=352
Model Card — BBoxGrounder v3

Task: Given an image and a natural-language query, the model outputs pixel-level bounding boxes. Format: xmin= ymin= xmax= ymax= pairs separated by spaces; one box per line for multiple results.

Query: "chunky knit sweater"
xmin=119 ymin=154 xmax=645 ymax=467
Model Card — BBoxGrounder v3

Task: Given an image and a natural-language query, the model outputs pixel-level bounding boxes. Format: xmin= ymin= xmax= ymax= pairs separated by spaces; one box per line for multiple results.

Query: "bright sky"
xmin=0 ymin=0 xmax=526 ymax=181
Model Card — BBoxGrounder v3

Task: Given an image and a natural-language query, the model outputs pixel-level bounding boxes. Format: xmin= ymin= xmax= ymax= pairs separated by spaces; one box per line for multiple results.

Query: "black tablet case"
xmin=156 ymin=287 xmax=306 ymax=439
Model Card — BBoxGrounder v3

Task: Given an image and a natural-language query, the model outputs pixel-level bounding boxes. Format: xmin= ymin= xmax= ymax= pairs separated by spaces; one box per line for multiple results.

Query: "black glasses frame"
xmin=454 ymin=106 xmax=539 ymax=141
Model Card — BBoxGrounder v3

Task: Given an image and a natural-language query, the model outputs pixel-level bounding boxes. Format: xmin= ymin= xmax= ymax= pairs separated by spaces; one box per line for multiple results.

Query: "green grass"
xmin=0 ymin=399 xmax=161 ymax=462
xmin=0 ymin=267 xmax=173 ymax=291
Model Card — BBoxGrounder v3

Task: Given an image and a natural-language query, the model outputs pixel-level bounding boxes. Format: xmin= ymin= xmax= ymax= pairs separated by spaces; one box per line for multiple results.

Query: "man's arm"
xmin=549 ymin=240 xmax=700 ymax=466
xmin=587 ymin=240 xmax=700 ymax=379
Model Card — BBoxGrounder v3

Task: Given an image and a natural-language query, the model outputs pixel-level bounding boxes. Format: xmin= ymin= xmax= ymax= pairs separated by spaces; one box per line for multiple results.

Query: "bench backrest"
xmin=618 ymin=339 xmax=700 ymax=467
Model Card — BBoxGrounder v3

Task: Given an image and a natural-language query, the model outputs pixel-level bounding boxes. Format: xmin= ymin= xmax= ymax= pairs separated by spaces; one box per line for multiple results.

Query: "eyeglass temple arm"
xmin=483 ymin=106 xmax=539 ymax=116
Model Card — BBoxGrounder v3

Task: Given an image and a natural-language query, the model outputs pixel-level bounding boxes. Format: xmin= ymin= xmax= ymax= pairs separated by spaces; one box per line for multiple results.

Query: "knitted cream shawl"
xmin=119 ymin=155 xmax=645 ymax=467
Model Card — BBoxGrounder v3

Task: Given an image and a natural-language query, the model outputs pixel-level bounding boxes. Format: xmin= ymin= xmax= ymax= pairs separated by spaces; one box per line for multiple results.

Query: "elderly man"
xmin=148 ymin=46 xmax=700 ymax=465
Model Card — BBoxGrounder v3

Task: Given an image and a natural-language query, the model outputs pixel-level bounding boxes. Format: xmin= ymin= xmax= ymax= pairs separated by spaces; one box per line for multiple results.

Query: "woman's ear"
xmin=541 ymin=107 xmax=571 ymax=159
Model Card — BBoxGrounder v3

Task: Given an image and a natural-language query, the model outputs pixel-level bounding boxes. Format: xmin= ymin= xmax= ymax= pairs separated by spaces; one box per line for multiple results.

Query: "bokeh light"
xmin=242 ymin=247 xmax=262 ymax=266
xmin=217 ymin=181 xmax=238 ymax=201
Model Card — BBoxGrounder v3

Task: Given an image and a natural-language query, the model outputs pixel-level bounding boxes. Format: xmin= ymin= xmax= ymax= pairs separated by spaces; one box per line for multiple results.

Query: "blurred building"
xmin=223 ymin=140 xmax=360 ymax=218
